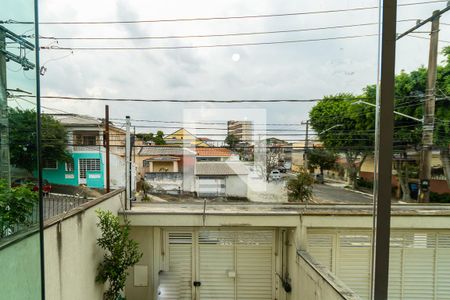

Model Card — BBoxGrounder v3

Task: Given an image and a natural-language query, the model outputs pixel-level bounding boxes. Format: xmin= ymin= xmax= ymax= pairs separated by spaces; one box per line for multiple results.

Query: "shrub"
xmin=287 ymin=168 xmax=314 ymax=202
xmin=0 ymin=179 xmax=38 ymax=238
xmin=95 ymin=210 xmax=142 ymax=300
xmin=430 ymin=192 xmax=450 ymax=203
xmin=356 ymin=177 xmax=374 ymax=189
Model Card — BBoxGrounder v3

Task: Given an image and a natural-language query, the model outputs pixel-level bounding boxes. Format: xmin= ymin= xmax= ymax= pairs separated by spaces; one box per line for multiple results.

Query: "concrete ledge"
xmin=297 ymin=250 xmax=361 ymax=300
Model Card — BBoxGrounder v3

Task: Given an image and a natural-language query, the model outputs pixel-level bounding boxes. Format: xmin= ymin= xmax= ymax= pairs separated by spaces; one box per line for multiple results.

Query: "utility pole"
xmin=104 ymin=105 xmax=110 ymax=193
xmin=0 ymin=30 xmax=10 ymax=187
xmin=0 ymin=26 xmax=34 ymax=187
xmin=301 ymin=120 xmax=310 ymax=170
xmin=125 ymin=116 xmax=131 ymax=209
xmin=419 ymin=10 xmax=440 ymax=203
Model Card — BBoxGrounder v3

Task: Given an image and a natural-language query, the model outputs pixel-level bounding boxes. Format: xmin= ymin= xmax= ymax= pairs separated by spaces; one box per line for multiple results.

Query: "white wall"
xmin=44 ymin=190 xmax=125 ymax=300
xmin=106 ymin=152 xmax=136 ymax=190
xmin=225 ymin=175 xmax=248 ymax=198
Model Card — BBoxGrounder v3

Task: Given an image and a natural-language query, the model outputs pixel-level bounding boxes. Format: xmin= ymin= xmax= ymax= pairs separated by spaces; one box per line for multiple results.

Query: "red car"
xmin=12 ymin=178 xmax=52 ymax=195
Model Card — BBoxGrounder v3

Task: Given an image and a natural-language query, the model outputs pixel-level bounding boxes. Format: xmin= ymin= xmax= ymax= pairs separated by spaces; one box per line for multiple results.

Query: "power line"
xmin=41 ymin=33 xmax=379 ymax=51
xmin=27 ymin=95 xmax=370 ymax=103
xmin=4 ymin=1 xmax=447 ymax=25
xmin=37 ymin=19 xmax=418 ymax=41
xmin=407 ymin=34 xmax=450 ymax=43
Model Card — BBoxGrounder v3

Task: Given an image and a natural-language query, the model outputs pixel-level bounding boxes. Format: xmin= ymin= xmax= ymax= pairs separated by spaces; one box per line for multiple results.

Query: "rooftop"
xmin=196 ymin=147 xmax=232 ymax=157
xmin=195 ymin=162 xmax=249 ymax=175
xmin=139 ymin=146 xmax=196 ymax=156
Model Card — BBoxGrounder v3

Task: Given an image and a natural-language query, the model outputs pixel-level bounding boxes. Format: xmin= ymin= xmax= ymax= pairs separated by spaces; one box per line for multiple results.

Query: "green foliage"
xmin=286 ymin=168 xmax=314 ymax=202
xmin=95 ymin=210 xmax=143 ymax=300
xmin=309 ymin=94 xmax=373 ymax=188
xmin=307 ymin=148 xmax=337 ymax=175
xmin=356 ymin=177 xmax=374 ymax=190
xmin=430 ymin=192 xmax=450 ymax=203
xmin=0 ymin=179 xmax=38 ymax=238
xmin=9 ymin=109 xmax=71 ymax=172
xmin=225 ymin=134 xmax=239 ymax=149
xmin=136 ymin=130 xmax=165 ymax=145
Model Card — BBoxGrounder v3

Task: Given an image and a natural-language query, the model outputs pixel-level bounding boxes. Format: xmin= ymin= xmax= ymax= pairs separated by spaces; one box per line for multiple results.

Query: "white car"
xmin=270 ymin=170 xmax=281 ymax=180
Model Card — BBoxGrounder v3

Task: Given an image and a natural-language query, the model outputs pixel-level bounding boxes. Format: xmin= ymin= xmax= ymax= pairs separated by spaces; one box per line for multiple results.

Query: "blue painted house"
xmin=41 ymin=114 xmax=127 ymax=189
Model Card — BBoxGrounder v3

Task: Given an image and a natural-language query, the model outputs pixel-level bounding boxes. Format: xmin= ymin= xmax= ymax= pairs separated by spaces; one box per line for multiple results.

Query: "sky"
xmin=5 ymin=0 xmax=450 ymax=141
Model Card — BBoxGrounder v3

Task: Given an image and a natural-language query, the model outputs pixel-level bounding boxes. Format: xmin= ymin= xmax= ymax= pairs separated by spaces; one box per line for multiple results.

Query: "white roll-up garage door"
xmin=164 ymin=230 xmax=274 ymax=300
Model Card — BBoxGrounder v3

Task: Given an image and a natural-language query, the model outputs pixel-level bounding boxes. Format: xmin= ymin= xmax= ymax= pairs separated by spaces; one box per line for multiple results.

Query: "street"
xmin=313 ymin=182 xmax=373 ymax=204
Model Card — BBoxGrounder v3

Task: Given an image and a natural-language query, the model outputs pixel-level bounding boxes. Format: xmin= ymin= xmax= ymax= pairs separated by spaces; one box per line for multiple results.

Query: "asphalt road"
xmin=313 ymin=182 xmax=373 ymax=204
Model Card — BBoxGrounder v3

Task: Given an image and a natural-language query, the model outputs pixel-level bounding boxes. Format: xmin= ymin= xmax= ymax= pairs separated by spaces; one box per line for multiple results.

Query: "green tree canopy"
xmin=225 ymin=134 xmax=239 ymax=149
xmin=9 ymin=109 xmax=71 ymax=172
xmin=309 ymin=94 xmax=374 ymax=188
xmin=308 ymin=148 xmax=337 ymax=175
xmin=136 ymin=130 xmax=165 ymax=145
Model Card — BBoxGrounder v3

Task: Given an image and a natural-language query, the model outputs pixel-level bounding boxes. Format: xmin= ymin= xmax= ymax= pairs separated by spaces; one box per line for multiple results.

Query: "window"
xmin=43 ymin=159 xmax=58 ymax=169
xmin=82 ymin=135 xmax=97 ymax=146
xmin=65 ymin=161 xmax=74 ymax=172
xmin=79 ymin=158 xmax=101 ymax=179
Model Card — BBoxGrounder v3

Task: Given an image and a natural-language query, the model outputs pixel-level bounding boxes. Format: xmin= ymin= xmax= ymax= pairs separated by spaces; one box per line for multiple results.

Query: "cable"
xmin=38 ymin=19 xmax=418 ymax=41
xmin=407 ymin=34 xmax=450 ymax=43
xmin=25 ymin=95 xmax=370 ymax=103
xmin=5 ymin=1 xmax=447 ymax=25
xmin=41 ymin=33 xmax=379 ymax=51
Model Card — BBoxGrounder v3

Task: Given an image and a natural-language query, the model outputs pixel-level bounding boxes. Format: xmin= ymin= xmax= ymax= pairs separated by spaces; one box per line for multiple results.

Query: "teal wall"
xmin=41 ymin=152 xmax=105 ymax=188
xmin=0 ymin=233 xmax=42 ymax=300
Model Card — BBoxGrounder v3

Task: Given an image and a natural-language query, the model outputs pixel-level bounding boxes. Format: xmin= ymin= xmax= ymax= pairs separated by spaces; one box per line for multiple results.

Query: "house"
xmin=41 ymin=114 xmax=128 ymax=190
xmin=359 ymin=150 xmax=450 ymax=195
xmin=195 ymin=147 xmax=236 ymax=162
xmin=137 ymin=146 xmax=196 ymax=193
xmin=195 ymin=161 xmax=248 ymax=197
xmin=164 ymin=128 xmax=210 ymax=147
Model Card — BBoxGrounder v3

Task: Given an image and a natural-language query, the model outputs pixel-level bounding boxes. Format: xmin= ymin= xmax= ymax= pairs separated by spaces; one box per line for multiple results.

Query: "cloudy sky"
xmin=9 ymin=0 xmax=450 ymax=140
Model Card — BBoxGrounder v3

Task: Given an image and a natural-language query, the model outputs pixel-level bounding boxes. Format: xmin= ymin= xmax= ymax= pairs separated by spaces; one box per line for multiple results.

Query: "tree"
xmin=308 ymin=148 xmax=337 ymax=175
xmin=286 ymin=168 xmax=314 ymax=202
xmin=309 ymin=94 xmax=374 ymax=189
xmin=136 ymin=130 xmax=166 ymax=145
xmin=225 ymin=134 xmax=239 ymax=149
xmin=95 ymin=210 xmax=142 ymax=300
xmin=153 ymin=130 xmax=166 ymax=145
xmin=8 ymin=109 xmax=71 ymax=173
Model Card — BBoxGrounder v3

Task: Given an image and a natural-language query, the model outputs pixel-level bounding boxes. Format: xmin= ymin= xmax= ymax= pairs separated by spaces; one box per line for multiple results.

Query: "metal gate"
xmin=160 ymin=229 xmax=275 ymax=300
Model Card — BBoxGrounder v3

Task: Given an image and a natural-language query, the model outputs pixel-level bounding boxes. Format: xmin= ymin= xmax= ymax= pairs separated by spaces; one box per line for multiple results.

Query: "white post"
xmin=125 ymin=116 xmax=131 ymax=209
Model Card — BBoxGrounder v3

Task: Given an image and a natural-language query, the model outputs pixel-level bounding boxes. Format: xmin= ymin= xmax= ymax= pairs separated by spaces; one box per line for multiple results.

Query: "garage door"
xmin=164 ymin=230 xmax=274 ymax=300
xmin=198 ymin=177 xmax=226 ymax=197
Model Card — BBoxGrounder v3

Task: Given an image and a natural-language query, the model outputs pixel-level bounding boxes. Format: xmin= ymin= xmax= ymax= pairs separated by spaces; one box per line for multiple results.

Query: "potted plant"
xmin=95 ymin=210 xmax=142 ymax=300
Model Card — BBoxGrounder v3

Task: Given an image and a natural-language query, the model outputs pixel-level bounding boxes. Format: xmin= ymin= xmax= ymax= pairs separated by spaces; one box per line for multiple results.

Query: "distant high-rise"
xmin=227 ymin=120 xmax=254 ymax=144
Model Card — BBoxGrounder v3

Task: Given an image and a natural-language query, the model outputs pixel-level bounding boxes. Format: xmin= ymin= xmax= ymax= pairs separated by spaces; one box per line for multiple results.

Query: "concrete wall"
xmin=225 ymin=175 xmax=248 ymax=197
xmin=294 ymin=251 xmax=360 ymax=300
xmin=0 ymin=232 xmax=42 ymax=300
xmin=124 ymin=227 xmax=156 ymax=300
xmin=44 ymin=190 xmax=125 ymax=300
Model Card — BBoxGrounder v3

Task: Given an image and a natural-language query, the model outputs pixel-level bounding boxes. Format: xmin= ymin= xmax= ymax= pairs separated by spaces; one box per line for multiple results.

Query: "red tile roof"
xmin=196 ymin=148 xmax=232 ymax=157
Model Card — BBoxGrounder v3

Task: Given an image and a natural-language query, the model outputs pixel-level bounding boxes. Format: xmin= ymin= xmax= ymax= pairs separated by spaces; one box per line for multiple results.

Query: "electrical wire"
xmin=4 ymin=0 xmax=447 ymax=25
xmin=37 ymin=19 xmax=418 ymax=41
xmin=24 ymin=95 xmax=371 ymax=103
xmin=41 ymin=33 xmax=380 ymax=51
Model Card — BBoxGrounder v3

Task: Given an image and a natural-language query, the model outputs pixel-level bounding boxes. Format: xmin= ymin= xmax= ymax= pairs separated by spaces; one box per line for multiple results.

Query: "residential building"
xmin=137 ymin=146 xmax=196 ymax=193
xmin=41 ymin=114 xmax=127 ymax=189
xmin=227 ymin=120 xmax=254 ymax=144
xmin=195 ymin=147 xmax=236 ymax=162
xmin=195 ymin=161 xmax=248 ymax=197
xmin=164 ymin=128 xmax=209 ymax=147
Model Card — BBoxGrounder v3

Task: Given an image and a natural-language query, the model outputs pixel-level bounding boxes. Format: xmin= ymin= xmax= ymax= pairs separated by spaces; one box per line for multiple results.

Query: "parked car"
xmin=270 ymin=170 xmax=281 ymax=180
xmin=278 ymin=166 xmax=287 ymax=173
xmin=12 ymin=177 xmax=52 ymax=195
